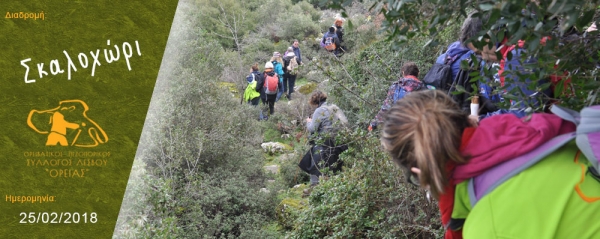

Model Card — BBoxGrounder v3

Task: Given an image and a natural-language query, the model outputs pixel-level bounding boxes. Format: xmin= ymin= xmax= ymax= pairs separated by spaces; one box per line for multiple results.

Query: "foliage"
xmin=279 ymin=149 xmax=311 ymax=188
xmin=288 ymin=130 xmax=443 ymax=239
xmin=196 ymin=0 xmax=259 ymax=50
xmin=117 ymin=1 xmax=286 ymax=237
xmin=276 ymin=197 xmax=308 ymax=230
xmin=324 ymin=0 xmax=600 ymax=112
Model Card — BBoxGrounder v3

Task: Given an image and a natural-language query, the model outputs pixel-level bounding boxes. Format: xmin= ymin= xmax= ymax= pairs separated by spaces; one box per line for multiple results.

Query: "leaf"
xmin=471 ymin=83 xmax=479 ymax=94
xmin=454 ymin=84 xmax=467 ymax=93
xmin=479 ymin=3 xmax=494 ymax=11
xmin=528 ymin=36 xmax=540 ymax=53
xmin=460 ymin=60 xmax=469 ymax=70
xmin=577 ymin=9 xmax=595 ymax=30
xmin=488 ymin=8 xmax=501 ymax=24
xmin=534 ymin=22 xmax=543 ymax=31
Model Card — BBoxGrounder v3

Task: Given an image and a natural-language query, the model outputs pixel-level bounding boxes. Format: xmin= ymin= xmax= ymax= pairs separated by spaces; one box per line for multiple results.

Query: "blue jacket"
xmin=272 ymin=61 xmax=284 ymax=83
xmin=435 ymin=41 xmax=474 ymax=80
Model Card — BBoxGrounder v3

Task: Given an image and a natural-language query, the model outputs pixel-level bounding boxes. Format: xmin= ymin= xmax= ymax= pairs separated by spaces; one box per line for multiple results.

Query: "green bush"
xmin=279 ymin=14 xmax=322 ymax=41
xmin=288 ymin=131 xmax=443 ymax=239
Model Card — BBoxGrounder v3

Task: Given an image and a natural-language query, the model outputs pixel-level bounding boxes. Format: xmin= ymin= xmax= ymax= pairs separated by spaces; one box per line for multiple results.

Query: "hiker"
xmin=243 ymin=63 xmax=262 ymax=106
xmin=369 ymin=62 xmax=425 ymax=131
xmin=422 ymin=12 xmax=499 ymax=117
xmin=271 ymin=52 xmax=285 ymax=101
xmin=321 ymin=27 xmax=341 ymax=55
xmin=380 ymin=89 xmax=600 ymax=239
xmin=292 ymin=39 xmax=303 ymax=65
xmin=434 ymin=13 xmax=482 ymax=81
xmin=255 ymin=61 xmax=281 ymax=118
xmin=299 ymin=91 xmax=348 ymax=189
xmin=479 ymin=35 xmax=553 ymax=111
xmin=333 ymin=18 xmax=344 ymax=52
xmin=283 ymin=47 xmax=299 ymax=100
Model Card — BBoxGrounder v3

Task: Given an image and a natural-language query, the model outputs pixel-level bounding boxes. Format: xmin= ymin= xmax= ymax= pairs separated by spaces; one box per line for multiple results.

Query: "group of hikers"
xmin=242 ymin=11 xmax=599 ymax=238
xmin=243 ymin=40 xmax=303 ymax=119
xmin=242 ymin=18 xmax=346 ymax=119
xmin=292 ymin=12 xmax=600 ymax=239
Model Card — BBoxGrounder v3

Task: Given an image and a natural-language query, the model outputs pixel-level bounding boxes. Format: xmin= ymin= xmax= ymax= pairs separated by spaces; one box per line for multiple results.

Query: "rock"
xmin=260 ymin=188 xmax=270 ymax=193
xmin=264 ymin=165 xmax=279 ymax=174
xmin=281 ymin=134 xmax=291 ymax=139
xmin=267 ymin=180 xmax=276 ymax=183
xmin=293 ymin=184 xmax=302 ymax=188
xmin=279 ymin=153 xmax=297 ymax=163
xmin=261 ymin=142 xmax=287 ymax=154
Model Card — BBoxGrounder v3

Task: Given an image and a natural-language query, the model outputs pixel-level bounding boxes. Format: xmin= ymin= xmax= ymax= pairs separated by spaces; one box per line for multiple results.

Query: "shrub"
xmin=288 ymin=130 xmax=443 ymax=239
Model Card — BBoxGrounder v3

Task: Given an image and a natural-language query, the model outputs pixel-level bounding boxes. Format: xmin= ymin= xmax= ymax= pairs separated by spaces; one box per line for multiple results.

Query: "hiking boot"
xmin=287 ymin=93 xmax=291 ymax=100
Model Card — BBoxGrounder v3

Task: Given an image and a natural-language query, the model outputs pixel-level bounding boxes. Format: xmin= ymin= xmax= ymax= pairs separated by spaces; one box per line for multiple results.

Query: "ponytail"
xmin=381 ymin=90 xmax=469 ymax=199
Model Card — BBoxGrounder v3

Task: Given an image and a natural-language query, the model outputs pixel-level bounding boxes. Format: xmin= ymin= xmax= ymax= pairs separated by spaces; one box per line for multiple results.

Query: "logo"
xmin=27 ymin=100 xmax=107 ymax=147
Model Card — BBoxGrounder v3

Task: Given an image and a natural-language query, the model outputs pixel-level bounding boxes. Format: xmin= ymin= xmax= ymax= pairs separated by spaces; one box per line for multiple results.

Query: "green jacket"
xmin=453 ymin=141 xmax=600 ymax=238
xmin=243 ymin=80 xmax=260 ymax=102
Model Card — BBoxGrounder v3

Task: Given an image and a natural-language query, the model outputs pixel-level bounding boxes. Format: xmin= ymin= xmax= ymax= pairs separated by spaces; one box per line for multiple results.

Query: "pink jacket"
xmin=453 ymin=113 xmax=576 ymax=183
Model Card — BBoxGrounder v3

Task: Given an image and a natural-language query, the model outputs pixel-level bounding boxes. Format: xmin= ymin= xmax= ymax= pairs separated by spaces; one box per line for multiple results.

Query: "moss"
xmin=276 ymin=197 xmax=307 ymax=230
xmin=298 ymin=82 xmax=317 ymax=95
xmin=218 ymin=82 xmax=239 ymax=94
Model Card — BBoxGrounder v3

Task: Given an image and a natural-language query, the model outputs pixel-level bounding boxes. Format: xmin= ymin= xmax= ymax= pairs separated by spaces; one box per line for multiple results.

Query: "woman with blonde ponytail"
xmin=381 ymin=90 xmax=600 ymax=239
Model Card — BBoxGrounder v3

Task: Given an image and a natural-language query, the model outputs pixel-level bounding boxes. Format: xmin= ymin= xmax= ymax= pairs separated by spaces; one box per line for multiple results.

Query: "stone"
xmin=279 ymin=153 xmax=297 ymax=163
xmin=264 ymin=165 xmax=279 ymax=174
xmin=261 ymin=142 xmax=287 ymax=154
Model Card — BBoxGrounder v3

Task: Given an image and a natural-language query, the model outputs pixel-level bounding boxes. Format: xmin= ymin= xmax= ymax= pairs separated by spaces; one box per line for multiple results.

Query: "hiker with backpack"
xmin=333 ymin=18 xmax=345 ymax=53
xmin=283 ymin=47 xmax=299 ymax=100
xmin=321 ymin=27 xmax=341 ymax=55
xmin=298 ymin=90 xmax=349 ymax=189
xmin=255 ymin=61 xmax=282 ymax=118
xmin=422 ymin=13 xmax=499 ymax=117
xmin=479 ymin=37 xmax=553 ymax=112
xmin=380 ymin=89 xmax=600 ymax=239
xmin=369 ymin=62 xmax=426 ymax=131
xmin=243 ymin=63 xmax=262 ymax=106
xmin=271 ymin=52 xmax=285 ymax=102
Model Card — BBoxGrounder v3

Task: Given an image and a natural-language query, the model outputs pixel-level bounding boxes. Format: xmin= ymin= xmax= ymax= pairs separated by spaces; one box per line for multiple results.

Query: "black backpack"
xmin=422 ymin=52 xmax=468 ymax=92
xmin=283 ymin=57 xmax=290 ymax=73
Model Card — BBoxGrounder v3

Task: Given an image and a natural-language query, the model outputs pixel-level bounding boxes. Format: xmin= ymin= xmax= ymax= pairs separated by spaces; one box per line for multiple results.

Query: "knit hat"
xmin=273 ymin=52 xmax=281 ymax=58
xmin=265 ymin=61 xmax=274 ymax=69
xmin=285 ymin=51 xmax=296 ymax=57
xmin=329 ymin=27 xmax=335 ymax=33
